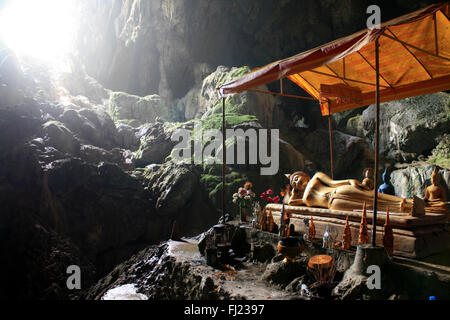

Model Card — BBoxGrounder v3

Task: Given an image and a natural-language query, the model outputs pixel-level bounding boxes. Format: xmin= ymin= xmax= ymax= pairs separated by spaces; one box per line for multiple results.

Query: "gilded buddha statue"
xmin=361 ymin=168 xmax=374 ymax=190
xmin=287 ymin=171 xmax=310 ymax=206
xmin=288 ymin=171 xmax=425 ymax=216
xmin=423 ymin=167 xmax=448 ymax=214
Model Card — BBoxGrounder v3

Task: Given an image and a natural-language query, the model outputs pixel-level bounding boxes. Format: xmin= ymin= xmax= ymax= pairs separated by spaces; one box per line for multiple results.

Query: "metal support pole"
xmin=328 ymin=113 xmax=334 ymax=180
xmin=372 ymin=39 xmax=380 ymax=247
xmin=222 ymin=98 xmax=226 ymax=217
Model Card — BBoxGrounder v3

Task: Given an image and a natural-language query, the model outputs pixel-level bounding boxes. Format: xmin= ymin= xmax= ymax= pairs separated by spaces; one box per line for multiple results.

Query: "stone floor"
xmin=88 ymin=222 xmax=450 ymax=300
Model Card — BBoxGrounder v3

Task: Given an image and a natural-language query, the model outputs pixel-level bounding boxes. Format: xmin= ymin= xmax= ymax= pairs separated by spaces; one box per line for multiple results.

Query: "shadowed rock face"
xmin=300 ymin=129 xmax=374 ymax=179
xmin=75 ymin=0 xmax=435 ymax=100
xmin=390 ymin=165 xmax=450 ymax=199
xmin=0 ymin=102 xmax=169 ymax=298
xmin=0 ymin=137 xmax=160 ymax=297
xmin=0 ymin=96 xmax=229 ymax=299
xmin=362 ymin=93 xmax=450 ymax=160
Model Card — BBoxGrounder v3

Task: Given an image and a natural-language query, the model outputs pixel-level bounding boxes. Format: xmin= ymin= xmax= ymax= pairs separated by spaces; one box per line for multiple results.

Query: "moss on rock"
xmin=109 ymin=91 xmax=172 ymax=123
xmin=203 ymin=66 xmax=250 ymax=94
xmin=428 ymin=134 xmax=450 ymax=169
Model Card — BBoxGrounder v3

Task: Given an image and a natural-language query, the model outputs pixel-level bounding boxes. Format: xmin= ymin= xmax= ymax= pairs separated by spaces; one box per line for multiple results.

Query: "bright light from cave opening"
xmin=0 ymin=0 xmax=78 ymax=63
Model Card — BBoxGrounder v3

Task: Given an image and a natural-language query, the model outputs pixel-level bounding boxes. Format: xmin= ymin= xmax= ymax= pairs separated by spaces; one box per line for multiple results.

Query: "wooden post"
xmin=222 ymin=98 xmax=226 ymax=217
xmin=434 ymin=12 xmax=439 ymax=56
xmin=328 ymin=112 xmax=334 ymax=180
xmin=372 ymin=39 xmax=380 ymax=247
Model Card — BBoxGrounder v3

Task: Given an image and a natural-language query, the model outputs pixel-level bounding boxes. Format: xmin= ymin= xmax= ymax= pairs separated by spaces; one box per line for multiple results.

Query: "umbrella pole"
xmin=328 ymin=114 xmax=334 ymax=179
xmin=222 ymin=98 xmax=226 ymax=217
xmin=372 ymin=39 xmax=380 ymax=247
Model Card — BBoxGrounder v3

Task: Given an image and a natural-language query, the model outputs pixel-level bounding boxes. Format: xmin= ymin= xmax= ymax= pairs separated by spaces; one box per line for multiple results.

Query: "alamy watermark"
xmin=170 ymin=122 xmax=279 ymax=175
xmin=66 ymin=265 xmax=81 ymax=290
xmin=367 ymin=5 xmax=381 ymax=29
xmin=367 ymin=265 xmax=381 ymax=289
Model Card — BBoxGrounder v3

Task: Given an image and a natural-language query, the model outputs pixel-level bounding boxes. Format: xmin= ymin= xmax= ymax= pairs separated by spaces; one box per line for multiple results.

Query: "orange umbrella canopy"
xmin=217 ymin=3 xmax=450 ymax=116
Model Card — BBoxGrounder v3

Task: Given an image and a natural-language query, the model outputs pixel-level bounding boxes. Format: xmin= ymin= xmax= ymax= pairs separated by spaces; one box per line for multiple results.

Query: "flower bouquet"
xmin=259 ymin=189 xmax=280 ymax=208
xmin=232 ymin=182 xmax=255 ymax=222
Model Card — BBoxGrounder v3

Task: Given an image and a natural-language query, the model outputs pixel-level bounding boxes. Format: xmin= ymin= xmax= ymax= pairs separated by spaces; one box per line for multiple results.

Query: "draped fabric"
xmin=217 ymin=3 xmax=450 ymax=115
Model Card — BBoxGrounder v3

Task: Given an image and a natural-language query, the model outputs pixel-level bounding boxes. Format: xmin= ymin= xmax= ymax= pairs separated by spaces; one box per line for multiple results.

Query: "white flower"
xmin=232 ymin=198 xmax=237 ymax=203
xmin=244 ymin=195 xmax=251 ymax=200
xmin=233 ymin=193 xmax=238 ymax=199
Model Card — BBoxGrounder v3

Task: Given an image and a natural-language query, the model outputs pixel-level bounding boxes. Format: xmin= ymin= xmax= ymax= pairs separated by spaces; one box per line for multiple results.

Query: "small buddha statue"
xmin=423 ymin=167 xmax=448 ymax=214
xmin=287 ymin=171 xmax=310 ymax=206
xmin=378 ymin=169 xmax=395 ymax=195
xmin=361 ymin=168 xmax=374 ymax=190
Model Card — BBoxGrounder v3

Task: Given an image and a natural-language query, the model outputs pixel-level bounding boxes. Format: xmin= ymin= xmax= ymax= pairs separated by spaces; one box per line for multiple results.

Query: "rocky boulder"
xmin=144 ymin=162 xmax=219 ymax=236
xmin=79 ymin=145 xmax=134 ymax=171
xmin=58 ymin=107 xmax=119 ymax=150
xmin=362 ymin=93 xmax=450 ymax=161
xmin=85 ymin=243 xmax=228 ymax=300
xmin=0 ymin=218 xmax=96 ymax=300
xmin=135 ymin=121 xmax=177 ymax=167
xmin=56 ymin=64 xmax=111 ymax=105
xmin=302 ymin=129 xmax=374 ymax=179
xmin=279 ymin=138 xmax=307 ymax=174
xmin=345 ymin=114 xmax=364 ymax=137
xmin=144 ymin=162 xmax=197 ymax=215
xmin=0 ymin=142 xmax=92 ymax=299
xmin=199 ymin=66 xmax=276 ymax=128
xmin=0 ymin=49 xmax=26 ymax=108
xmin=174 ymin=62 xmax=214 ymax=120
xmin=42 ymin=120 xmax=81 ymax=156
xmin=428 ymin=134 xmax=450 ymax=169
xmin=390 ymin=164 xmax=450 ymax=199
xmin=109 ymin=91 xmax=173 ymax=125
xmin=262 ymin=259 xmax=308 ymax=288
xmin=43 ymin=159 xmax=158 ymax=273
xmin=116 ymin=123 xmax=140 ymax=151
xmin=0 ymin=102 xmax=42 ymax=150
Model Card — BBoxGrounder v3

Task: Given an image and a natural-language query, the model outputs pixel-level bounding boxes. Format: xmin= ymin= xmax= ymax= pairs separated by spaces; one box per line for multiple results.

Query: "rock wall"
xmin=75 ymin=0 xmax=438 ymax=100
xmin=0 ymin=104 xmax=162 ymax=296
xmin=361 ymin=93 xmax=450 ymax=162
xmin=390 ymin=164 xmax=450 ymax=199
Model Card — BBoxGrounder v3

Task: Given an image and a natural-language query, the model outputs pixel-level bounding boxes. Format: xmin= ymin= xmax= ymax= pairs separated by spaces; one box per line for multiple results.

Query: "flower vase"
xmin=240 ymin=207 xmax=249 ymax=223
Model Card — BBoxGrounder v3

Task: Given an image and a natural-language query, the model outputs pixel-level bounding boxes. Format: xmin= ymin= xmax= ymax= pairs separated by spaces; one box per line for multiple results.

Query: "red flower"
xmin=260 ymin=192 xmax=268 ymax=200
xmin=266 ymin=189 xmax=273 ymax=195
xmin=272 ymin=196 xmax=280 ymax=204
xmin=238 ymin=188 xmax=247 ymax=196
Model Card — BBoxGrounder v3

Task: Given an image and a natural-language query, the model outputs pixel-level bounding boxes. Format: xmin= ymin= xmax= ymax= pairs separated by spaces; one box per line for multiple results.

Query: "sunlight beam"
xmin=0 ymin=0 xmax=78 ymax=63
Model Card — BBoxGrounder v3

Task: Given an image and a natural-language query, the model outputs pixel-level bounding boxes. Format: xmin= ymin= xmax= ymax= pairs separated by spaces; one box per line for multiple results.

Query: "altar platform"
xmin=266 ymin=203 xmax=449 ymax=259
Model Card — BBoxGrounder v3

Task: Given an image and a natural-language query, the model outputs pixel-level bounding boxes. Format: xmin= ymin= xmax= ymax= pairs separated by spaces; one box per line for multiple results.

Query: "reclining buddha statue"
xmin=287 ymin=171 xmax=425 ymax=217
